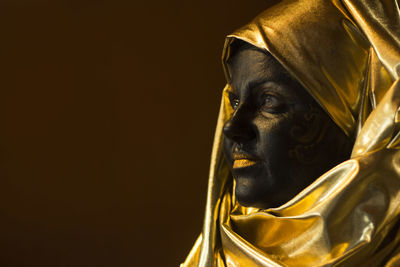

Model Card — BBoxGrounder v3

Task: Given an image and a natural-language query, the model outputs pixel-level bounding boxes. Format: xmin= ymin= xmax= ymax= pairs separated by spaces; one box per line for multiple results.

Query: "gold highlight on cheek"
xmin=233 ymin=159 xmax=257 ymax=168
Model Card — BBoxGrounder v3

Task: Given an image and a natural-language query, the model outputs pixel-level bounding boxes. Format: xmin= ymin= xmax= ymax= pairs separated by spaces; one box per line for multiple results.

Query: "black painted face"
xmin=223 ymin=46 xmax=352 ymax=209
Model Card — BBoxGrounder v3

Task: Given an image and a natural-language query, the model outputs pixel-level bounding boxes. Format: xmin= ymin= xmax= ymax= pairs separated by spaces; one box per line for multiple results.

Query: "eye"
xmin=228 ymin=93 xmax=240 ymax=110
xmin=261 ymin=93 xmax=286 ymax=113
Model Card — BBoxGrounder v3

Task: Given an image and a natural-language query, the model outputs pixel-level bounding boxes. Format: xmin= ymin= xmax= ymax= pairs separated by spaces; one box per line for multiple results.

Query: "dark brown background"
xmin=0 ymin=1 xmax=266 ymax=266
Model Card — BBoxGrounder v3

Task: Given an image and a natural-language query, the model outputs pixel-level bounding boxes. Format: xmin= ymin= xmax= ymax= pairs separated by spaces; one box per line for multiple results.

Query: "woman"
xmin=182 ymin=0 xmax=400 ymax=266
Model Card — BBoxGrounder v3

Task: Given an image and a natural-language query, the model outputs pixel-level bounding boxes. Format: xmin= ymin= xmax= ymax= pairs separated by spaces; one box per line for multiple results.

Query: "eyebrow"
xmin=245 ymin=78 xmax=270 ymax=91
xmin=231 ymin=78 xmax=266 ymax=94
xmin=243 ymin=78 xmax=281 ymax=97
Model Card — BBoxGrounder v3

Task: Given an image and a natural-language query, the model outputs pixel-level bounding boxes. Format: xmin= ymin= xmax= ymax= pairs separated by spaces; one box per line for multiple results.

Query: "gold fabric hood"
xmin=182 ymin=0 xmax=400 ymax=266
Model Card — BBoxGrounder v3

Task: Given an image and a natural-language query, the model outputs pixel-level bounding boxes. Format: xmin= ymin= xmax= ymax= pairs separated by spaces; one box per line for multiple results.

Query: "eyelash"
xmin=231 ymin=98 xmax=240 ymax=110
xmin=228 ymin=92 xmax=240 ymax=110
xmin=261 ymin=93 xmax=286 ymax=113
xmin=262 ymin=93 xmax=278 ymax=106
xmin=228 ymin=92 xmax=286 ymax=113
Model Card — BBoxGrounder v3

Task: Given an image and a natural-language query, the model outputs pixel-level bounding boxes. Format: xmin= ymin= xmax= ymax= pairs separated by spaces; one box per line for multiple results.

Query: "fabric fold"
xmin=182 ymin=0 xmax=400 ymax=266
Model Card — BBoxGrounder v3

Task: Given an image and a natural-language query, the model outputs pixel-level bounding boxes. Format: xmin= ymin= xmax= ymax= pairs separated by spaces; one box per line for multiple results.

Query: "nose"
xmin=223 ymin=106 xmax=256 ymax=144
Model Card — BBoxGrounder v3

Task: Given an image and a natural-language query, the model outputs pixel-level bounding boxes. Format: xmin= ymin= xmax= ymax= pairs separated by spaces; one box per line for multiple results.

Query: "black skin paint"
xmin=223 ymin=43 xmax=352 ymax=209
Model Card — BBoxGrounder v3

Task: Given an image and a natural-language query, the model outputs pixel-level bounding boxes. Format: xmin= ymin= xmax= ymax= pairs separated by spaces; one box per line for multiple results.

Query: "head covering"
xmin=181 ymin=0 xmax=400 ymax=266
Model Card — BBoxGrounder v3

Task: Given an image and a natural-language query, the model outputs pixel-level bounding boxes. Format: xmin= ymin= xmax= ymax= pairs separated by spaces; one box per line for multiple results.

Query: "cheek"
xmin=288 ymin=107 xmax=331 ymax=163
xmin=255 ymin=117 xmax=294 ymax=159
xmin=223 ymin=138 xmax=234 ymax=165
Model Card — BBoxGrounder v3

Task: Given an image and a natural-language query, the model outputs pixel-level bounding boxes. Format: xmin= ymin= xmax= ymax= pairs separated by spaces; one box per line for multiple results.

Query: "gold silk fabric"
xmin=181 ymin=0 xmax=400 ymax=266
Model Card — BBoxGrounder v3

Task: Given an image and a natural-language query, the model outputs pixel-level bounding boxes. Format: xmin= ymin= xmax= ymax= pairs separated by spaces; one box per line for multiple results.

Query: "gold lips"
xmin=232 ymin=153 xmax=258 ymax=168
xmin=233 ymin=159 xmax=257 ymax=168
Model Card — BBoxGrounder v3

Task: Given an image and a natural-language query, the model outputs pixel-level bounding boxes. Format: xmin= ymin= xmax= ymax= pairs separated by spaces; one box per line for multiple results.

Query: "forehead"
xmin=228 ymin=48 xmax=289 ymax=93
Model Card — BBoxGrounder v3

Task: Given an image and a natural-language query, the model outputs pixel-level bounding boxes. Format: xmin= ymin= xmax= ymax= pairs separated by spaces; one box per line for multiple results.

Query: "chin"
xmin=234 ymin=176 xmax=288 ymax=209
xmin=234 ymin=177 xmax=270 ymax=208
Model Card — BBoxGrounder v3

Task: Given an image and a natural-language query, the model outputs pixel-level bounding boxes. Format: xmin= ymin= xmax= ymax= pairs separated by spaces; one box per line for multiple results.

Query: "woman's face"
xmin=223 ymin=46 xmax=352 ymax=209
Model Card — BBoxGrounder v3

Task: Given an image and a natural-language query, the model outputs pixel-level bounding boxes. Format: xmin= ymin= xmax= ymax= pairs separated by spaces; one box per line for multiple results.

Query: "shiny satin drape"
xmin=182 ymin=0 xmax=400 ymax=266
